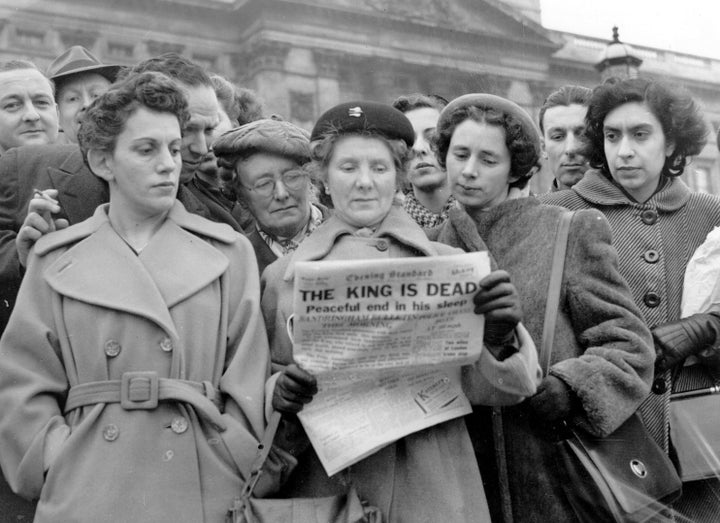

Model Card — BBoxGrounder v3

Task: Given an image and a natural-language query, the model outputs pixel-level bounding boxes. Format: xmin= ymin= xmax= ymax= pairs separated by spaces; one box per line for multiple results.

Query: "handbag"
xmin=226 ymin=411 xmax=382 ymax=523
xmin=542 ymin=211 xmax=682 ymax=523
xmin=669 ymin=363 xmax=720 ymax=481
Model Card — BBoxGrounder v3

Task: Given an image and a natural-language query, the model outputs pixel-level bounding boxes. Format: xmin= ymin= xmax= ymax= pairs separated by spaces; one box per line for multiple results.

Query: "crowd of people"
xmin=0 ymin=45 xmax=717 ymax=523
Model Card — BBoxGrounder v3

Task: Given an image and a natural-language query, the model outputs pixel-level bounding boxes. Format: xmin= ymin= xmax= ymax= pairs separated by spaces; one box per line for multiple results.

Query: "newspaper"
xmin=291 ymin=252 xmax=490 ymax=475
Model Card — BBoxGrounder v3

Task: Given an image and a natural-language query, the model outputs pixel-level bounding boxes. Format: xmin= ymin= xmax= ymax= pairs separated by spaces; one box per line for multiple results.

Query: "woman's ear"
xmin=87 ymin=149 xmax=114 ymax=183
xmin=665 ymin=139 xmax=676 ymax=158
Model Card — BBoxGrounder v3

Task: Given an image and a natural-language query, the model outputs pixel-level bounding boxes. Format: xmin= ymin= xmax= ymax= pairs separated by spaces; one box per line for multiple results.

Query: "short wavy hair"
xmin=307 ymin=128 xmax=411 ymax=190
xmin=210 ymin=75 xmax=264 ymax=126
xmin=78 ymin=71 xmax=189 ymax=160
xmin=433 ymin=105 xmax=540 ymax=189
xmin=538 ymin=85 xmax=592 ymax=133
xmin=585 ymin=77 xmax=707 ymax=177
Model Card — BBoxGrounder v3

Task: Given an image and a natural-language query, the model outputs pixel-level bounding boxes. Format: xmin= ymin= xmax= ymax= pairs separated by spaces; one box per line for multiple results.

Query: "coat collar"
xmin=282 ymin=205 xmax=440 ymax=281
xmin=572 ymin=169 xmax=691 ymax=211
xmin=36 ymin=202 xmax=235 ymax=337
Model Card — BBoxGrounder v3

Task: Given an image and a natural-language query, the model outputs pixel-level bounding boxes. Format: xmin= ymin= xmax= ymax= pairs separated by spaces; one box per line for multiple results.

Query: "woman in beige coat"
xmin=0 ymin=72 xmax=290 ymax=522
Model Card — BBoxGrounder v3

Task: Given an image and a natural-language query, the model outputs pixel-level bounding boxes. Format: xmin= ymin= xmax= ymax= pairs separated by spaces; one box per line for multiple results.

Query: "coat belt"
xmin=64 ymin=371 xmax=227 ymax=431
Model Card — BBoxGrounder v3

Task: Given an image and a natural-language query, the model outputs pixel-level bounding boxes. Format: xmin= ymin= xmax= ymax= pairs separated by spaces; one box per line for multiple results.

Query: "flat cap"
xmin=310 ymin=101 xmax=415 ymax=147
xmin=438 ymin=93 xmax=541 ymax=152
xmin=212 ymin=116 xmax=311 ymax=165
xmin=47 ymin=46 xmax=120 ymax=84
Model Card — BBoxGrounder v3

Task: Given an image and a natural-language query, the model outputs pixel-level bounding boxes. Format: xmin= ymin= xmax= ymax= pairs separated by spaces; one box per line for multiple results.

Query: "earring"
xmin=541 ymin=151 xmax=548 ymax=159
xmin=324 ymin=185 xmax=330 ymax=195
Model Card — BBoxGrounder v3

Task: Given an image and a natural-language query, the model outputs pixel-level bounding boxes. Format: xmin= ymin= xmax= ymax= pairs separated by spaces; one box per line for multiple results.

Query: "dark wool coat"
xmin=0 ymin=203 xmax=281 ymax=522
xmin=430 ymin=198 xmax=654 ymax=523
xmin=540 ymin=169 xmax=720 ymax=521
xmin=260 ymin=205 xmax=541 ymax=523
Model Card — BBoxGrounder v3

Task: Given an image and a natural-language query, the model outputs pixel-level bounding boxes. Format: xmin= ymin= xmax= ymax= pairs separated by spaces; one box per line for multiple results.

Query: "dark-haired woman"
xmin=0 ymin=72 xmax=290 ymax=522
xmin=541 ymin=76 xmax=720 ymax=521
xmin=430 ymin=93 xmax=654 ymax=522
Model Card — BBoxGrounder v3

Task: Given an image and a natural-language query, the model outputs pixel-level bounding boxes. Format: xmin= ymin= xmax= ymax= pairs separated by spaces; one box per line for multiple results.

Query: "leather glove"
xmin=526 ymin=375 xmax=577 ymax=423
xmin=652 ymin=312 xmax=720 ymax=372
xmin=474 ymin=270 xmax=523 ymax=346
xmin=272 ymin=364 xmax=318 ymax=414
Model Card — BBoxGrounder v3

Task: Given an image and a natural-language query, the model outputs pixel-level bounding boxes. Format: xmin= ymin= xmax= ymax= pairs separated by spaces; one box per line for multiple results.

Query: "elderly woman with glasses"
xmin=213 ymin=117 xmax=330 ymax=275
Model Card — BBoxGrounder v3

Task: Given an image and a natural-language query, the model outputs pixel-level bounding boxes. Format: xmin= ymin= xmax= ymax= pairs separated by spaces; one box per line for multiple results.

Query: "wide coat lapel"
xmin=39 ymin=204 xmax=230 ymax=337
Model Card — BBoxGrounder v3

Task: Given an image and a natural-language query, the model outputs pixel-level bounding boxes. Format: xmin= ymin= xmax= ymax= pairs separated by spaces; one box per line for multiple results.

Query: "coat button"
xmin=159 ymin=337 xmax=173 ymax=352
xmin=643 ymin=292 xmax=661 ymax=308
xmin=104 ymin=340 xmax=121 ymax=358
xmin=171 ymin=416 xmax=188 ymax=434
xmin=640 ymin=209 xmax=658 ymax=225
xmin=652 ymin=377 xmax=667 ymax=394
xmin=103 ymin=424 xmax=119 ymax=441
xmin=375 ymin=239 xmax=389 ymax=252
xmin=643 ymin=250 xmax=660 ymax=264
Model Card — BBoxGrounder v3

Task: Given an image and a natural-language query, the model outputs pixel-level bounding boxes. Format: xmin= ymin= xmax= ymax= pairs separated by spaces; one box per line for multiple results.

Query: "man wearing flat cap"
xmin=47 ymin=46 xmax=119 ymax=145
xmin=213 ymin=116 xmax=330 ymax=274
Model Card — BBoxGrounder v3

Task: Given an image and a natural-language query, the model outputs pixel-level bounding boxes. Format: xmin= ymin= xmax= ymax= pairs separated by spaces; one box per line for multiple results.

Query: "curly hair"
xmin=78 ymin=71 xmax=189 ymax=159
xmin=538 ymin=85 xmax=592 ymax=133
xmin=433 ymin=105 xmax=540 ymax=189
xmin=307 ymin=128 xmax=411 ymax=190
xmin=584 ymin=77 xmax=708 ymax=177
xmin=210 ymin=75 xmax=264 ymax=126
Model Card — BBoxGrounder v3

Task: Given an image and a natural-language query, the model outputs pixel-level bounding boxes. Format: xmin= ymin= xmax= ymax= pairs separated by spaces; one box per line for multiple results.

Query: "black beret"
xmin=310 ymin=101 xmax=415 ymax=147
xmin=438 ymin=93 xmax=541 ymax=153
xmin=212 ymin=116 xmax=311 ymax=165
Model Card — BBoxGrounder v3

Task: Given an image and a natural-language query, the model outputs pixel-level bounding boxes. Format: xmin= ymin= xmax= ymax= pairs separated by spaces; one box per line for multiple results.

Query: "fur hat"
xmin=310 ymin=101 xmax=415 ymax=147
xmin=212 ymin=115 xmax=311 ymax=168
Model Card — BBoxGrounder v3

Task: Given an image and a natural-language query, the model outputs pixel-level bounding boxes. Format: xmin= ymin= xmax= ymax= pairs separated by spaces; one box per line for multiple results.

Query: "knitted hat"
xmin=310 ymin=101 xmax=415 ymax=147
xmin=212 ymin=116 xmax=311 ymax=168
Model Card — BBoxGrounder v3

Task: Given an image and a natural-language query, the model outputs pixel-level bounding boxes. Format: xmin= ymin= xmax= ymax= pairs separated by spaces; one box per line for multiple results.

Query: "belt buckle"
xmin=120 ymin=371 xmax=159 ymax=410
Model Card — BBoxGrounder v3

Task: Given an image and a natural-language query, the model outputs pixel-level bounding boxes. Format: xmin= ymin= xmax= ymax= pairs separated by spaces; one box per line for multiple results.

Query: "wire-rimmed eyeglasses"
xmin=241 ymin=170 xmax=308 ymax=197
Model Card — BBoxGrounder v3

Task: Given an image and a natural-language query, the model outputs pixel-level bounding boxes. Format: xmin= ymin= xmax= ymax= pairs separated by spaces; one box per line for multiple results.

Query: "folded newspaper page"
xmin=292 ymin=252 xmax=490 ymax=475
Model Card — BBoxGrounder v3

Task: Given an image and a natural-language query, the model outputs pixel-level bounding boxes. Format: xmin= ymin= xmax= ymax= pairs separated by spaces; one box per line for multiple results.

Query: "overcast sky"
xmin=540 ymin=0 xmax=720 ymax=60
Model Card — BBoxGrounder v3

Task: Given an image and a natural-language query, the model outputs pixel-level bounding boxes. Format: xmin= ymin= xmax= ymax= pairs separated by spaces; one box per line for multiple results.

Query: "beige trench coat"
xmin=0 ymin=203 xmax=276 ymax=522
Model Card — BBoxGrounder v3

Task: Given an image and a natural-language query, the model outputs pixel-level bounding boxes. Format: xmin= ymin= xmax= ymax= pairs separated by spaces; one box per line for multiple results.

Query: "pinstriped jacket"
xmin=540 ymin=169 xmax=720 ymax=450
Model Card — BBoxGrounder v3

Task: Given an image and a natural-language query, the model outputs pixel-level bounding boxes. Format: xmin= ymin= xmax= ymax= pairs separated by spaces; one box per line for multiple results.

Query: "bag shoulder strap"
xmin=539 ymin=211 xmax=575 ymax=374
xmin=238 ymin=410 xmax=282 ymax=500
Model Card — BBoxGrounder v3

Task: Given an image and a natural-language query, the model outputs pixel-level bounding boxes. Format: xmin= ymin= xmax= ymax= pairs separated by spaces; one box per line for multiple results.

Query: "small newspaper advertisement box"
xmin=291 ymin=251 xmax=490 ymax=475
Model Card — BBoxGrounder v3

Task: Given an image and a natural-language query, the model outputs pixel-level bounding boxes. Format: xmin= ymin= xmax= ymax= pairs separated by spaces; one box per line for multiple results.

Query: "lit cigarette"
xmin=32 ymin=188 xmax=58 ymax=206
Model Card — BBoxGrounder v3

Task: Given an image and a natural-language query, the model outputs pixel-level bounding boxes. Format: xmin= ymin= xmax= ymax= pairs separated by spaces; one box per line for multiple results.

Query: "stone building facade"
xmin=0 ymin=0 xmax=719 ymax=194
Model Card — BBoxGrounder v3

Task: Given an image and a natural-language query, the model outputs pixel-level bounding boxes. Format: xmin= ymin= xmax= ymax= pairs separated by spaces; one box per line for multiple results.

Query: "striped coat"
xmin=541 ymin=169 xmax=720 ymax=521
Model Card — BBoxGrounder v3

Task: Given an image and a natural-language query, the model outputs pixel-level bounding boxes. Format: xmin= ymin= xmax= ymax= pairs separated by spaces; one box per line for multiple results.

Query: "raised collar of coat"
xmin=33 ymin=202 xmax=238 ymax=337
xmin=35 ymin=200 xmax=236 ymax=256
xmin=282 ymin=204 xmax=442 ymax=281
xmin=572 ymin=169 xmax=691 ymax=211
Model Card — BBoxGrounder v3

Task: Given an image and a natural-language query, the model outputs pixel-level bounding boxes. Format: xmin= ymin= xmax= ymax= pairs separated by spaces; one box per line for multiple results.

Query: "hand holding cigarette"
xmin=16 ymin=189 xmax=69 ymax=267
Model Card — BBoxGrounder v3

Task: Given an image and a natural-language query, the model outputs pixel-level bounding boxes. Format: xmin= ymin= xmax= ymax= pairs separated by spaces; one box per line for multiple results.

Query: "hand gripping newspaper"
xmin=290 ymin=252 xmax=490 ymax=475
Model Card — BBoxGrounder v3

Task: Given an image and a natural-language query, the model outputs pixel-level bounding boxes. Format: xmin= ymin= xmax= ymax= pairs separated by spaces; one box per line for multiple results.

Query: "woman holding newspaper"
xmin=260 ymin=101 xmax=542 ymax=522
xmin=428 ymin=93 xmax=655 ymax=522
